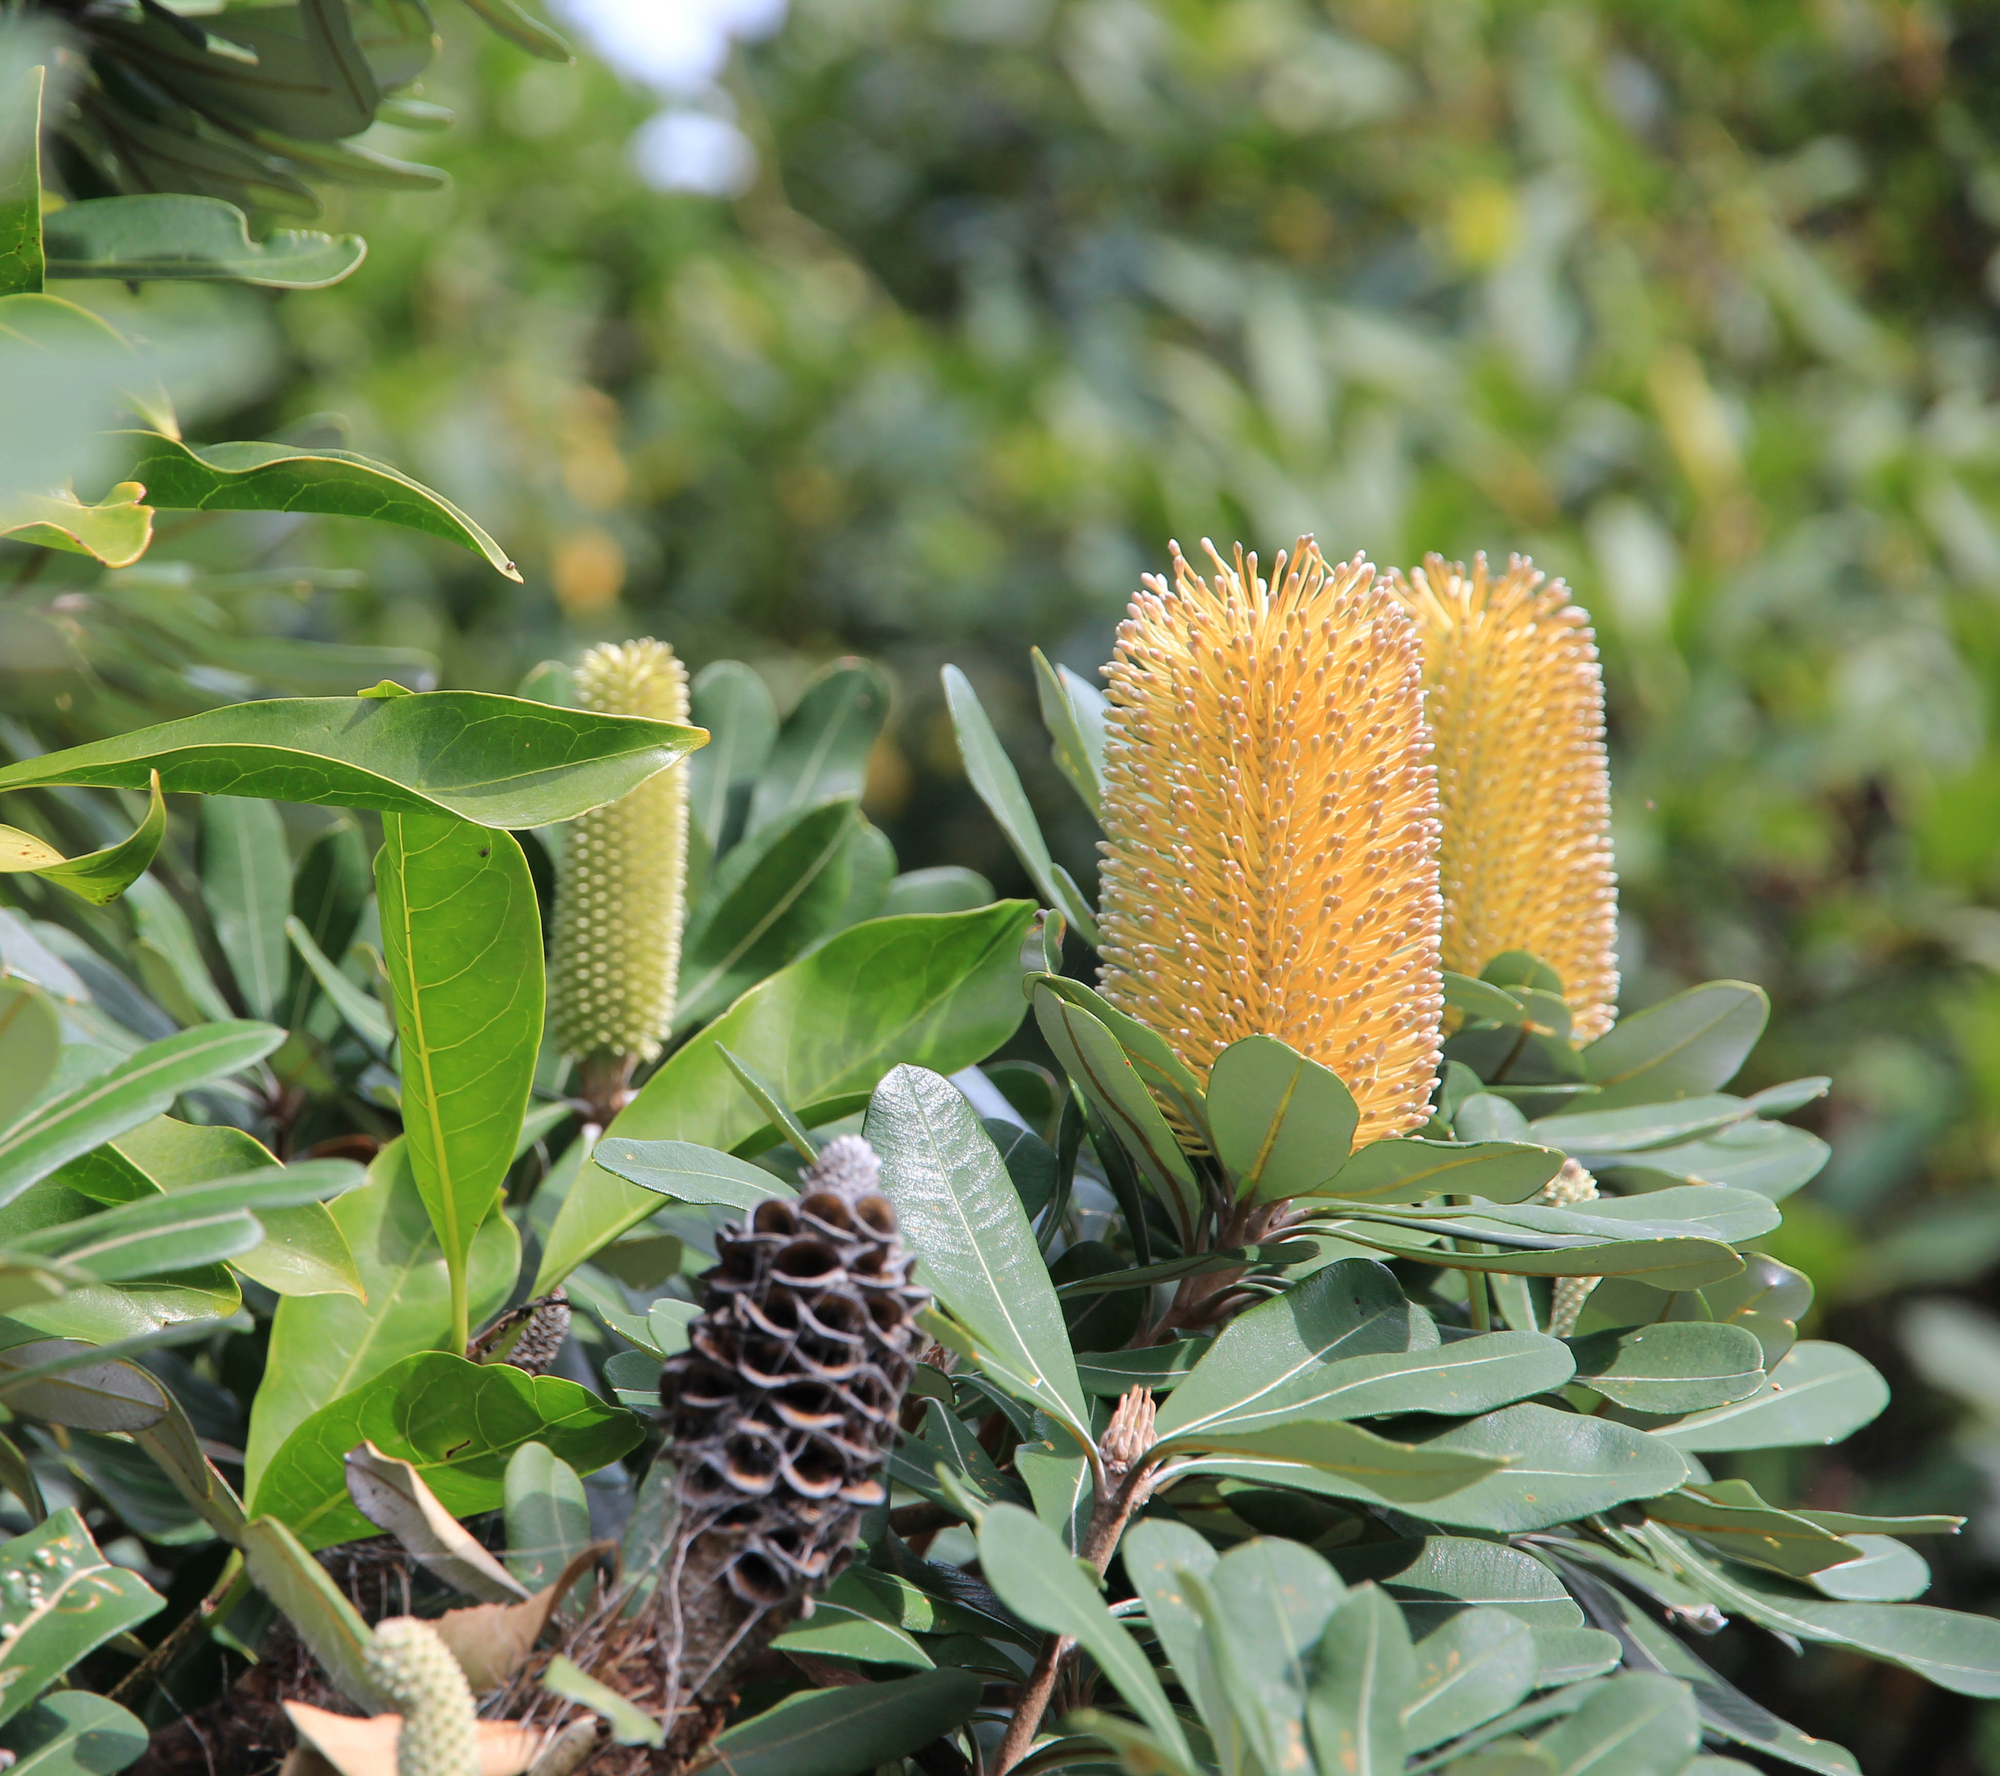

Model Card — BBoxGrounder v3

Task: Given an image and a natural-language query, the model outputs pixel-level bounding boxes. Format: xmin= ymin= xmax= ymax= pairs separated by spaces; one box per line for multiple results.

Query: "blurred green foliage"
xmin=27 ymin=7 xmax=2000 ymax=1760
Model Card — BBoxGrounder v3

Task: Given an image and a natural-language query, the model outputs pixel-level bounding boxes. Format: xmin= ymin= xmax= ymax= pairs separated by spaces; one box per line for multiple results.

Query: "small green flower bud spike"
xmin=1540 ymin=1158 xmax=1602 ymax=1337
xmin=547 ymin=639 xmax=691 ymax=1122
xmin=366 ymin=1616 xmax=477 ymax=1776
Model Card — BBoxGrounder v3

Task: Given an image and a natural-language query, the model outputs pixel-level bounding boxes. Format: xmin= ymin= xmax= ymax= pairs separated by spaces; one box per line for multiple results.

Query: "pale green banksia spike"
xmin=367 ymin=1616 xmax=477 ymax=1776
xmin=1540 ymin=1158 xmax=1601 ymax=1337
xmin=547 ymin=639 xmax=691 ymax=1111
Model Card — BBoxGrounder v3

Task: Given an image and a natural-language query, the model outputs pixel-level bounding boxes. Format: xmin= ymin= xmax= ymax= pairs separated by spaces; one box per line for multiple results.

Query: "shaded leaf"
xmin=691 ymin=1668 xmax=983 ymax=1776
xmin=0 ymin=1509 xmax=163 ymax=1727
xmin=1306 ymin=1583 xmax=1415 ymax=1776
xmin=45 ymin=196 xmax=363 ymax=287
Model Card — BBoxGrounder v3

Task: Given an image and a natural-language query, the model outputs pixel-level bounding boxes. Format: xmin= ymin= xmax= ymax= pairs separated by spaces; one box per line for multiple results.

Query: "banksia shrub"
xmin=655 ymin=1136 xmax=926 ymax=1716
xmin=1096 ymin=537 xmax=1444 ymax=1144
xmin=547 ymin=639 xmax=691 ymax=1091
xmin=366 ymin=1617 xmax=477 ymax=1776
xmin=1392 ymin=554 xmax=1618 ymax=1040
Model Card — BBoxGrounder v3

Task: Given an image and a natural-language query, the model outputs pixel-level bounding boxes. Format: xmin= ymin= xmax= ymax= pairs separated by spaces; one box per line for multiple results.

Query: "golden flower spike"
xmin=1392 ymin=554 xmax=1617 ymax=1041
xmin=1096 ymin=537 xmax=1444 ymax=1146
xmin=548 ymin=638 xmax=691 ymax=1117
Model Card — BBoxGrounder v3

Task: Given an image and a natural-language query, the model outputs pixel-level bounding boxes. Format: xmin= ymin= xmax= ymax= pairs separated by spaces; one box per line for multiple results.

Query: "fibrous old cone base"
xmin=1392 ymin=553 xmax=1617 ymax=1041
xmin=1096 ymin=536 xmax=1445 ymax=1144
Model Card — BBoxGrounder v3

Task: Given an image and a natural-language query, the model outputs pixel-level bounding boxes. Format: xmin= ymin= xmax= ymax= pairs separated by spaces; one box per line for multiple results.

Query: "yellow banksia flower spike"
xmin=548 ymin=639 xmax=690 ymax=1099
xmin=1096 ymin=537 xmax=1445 ymax=1146
xmin=1391 ymin=554 xmax=1618 ymax=1041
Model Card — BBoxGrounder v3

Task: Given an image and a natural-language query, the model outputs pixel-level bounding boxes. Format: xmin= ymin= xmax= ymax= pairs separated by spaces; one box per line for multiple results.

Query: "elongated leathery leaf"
xmin=0 ymin=1509 xmax=163 ymax=1727
xmin=43 ymin=196 xmax=363 ymax=287
xmin=0 ymin=773 xmax=164 ymax=907
xmin=536 ymin=902 xmax=1034 ymax=1290
xmin=0 ymin=692 xmax=705 ymax=830
xmin=869 ymin=1065 xmax=1090 ymax=1448
xmin=1653 ymin=1342 xmax=1888 ymax=1451
xmin=1536 ymin=1673 xmax=1699 ymax=1776
xmin=1307 ymin=1582 xmax=1416 ymax=1776
xmin=697 ymin=1669 xmax=983 ymax=1776
xmin=377 ymin=816 xmax=543 ymax=1351
xmin=202 ymin=797 xmax=290 ymax=1021
xmin=1581 ymin=981 xmax=1769 ymax=1109
xmin=1208 ymin=1033 xmax=1360 ymax=1202
xmin=0 ymin=1691 xmax=150 ymax=1776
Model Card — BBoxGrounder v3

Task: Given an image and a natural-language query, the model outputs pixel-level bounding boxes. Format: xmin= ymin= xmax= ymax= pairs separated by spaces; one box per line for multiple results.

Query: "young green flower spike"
xmin=1096 ymin=538 xmax=1445 ymax=1146
xmin=548 ymin=640 xmax=690 ymax=1102
xmin=1392 ymin=554 xmax=1618 ymax=1041
xmin=366 ymin=1617 xmax=477 ymax=1776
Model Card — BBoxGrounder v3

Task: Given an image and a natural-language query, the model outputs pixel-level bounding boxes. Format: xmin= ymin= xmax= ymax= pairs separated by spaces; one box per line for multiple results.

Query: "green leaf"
xmin=1029 ymin=974 xmax=1210 ymax=1139
xmin=1030 ymin=646 xmax=1106 ymax=817
xmin=1528 ymin=1096 xmax=1749 ymax=1155
xmin=1580 ymin=983 xmax=1769 ymax=1109
xmin=1640 ymin=1481 xmax=1860 ymax=1581
xmin=202 ymin=797 xmax=290 ymax=1021
xmin=288 ymin=822 xmax=371 ymax=1004
xmin=1120 ymin=1518 xmax=1223 ymax=1731
xmin=1075 ymin=1338 xmax=1212 ymax=1396
xmin=0 ymin=485 xmax=152 ymax=568
xmin=975 ymin=1504 xmax=1192 ymax=1765
xmin=536 ymin=901 xmax=1034 ymax=1288
xmin=1445 ymin=971 xmax=1533 ymax=1023
xmin=541 ymin=1655 xmax=662 ymax=1745
xmin=0 ymin=691 xmax=706 ymax=829
xmin=0 ymin=1338 xmax=171 ymax=1433
xmin=1653 ymin=1341 xmax=1888 ymax=1451
xmin=249 ymin=1351 xmax=640 ymax=1550
xmin=239 ymin=1514 xmax=386 ymax=1712
xmin=1207 ymin=1034 xmax=1359 ymax=1201
xmin=771 ymin=1569 xmax=934 ymax=1668
xmin=716 ymin=1045 xmax=819 ymax=1161
xmin=286 ymin=916 xmax=393 ymax=1055
xmin=1398 ymin=1403 xmax=1689 ymax=1532
xmin=1807 ymin=1537 xmax=1929 ymax=1602
xmin=0 ymin=1509 xmax=163 ymax=1726
xmin=1700 ymin=1254 xmax=1811 ymax=1369
xmin=591 ymin=1138 xmax=793 ymax=1212
xmin=747 ymin=657 xmax=889 ymax=835
xmin=1034 ymin=986 xmax=1199 ymax=1241
xmin=881 ymin=867 xmax=994 ymax=917
xmin=868 ymin=1064 xmax=1090 ymax=1445
xmin=0 ymin=774 xmax=165 ymax=906
xmin=0 ymin=1691 xmax=150 ymax=1776
xmin=1532 ymin=1628 xmax=1622 ymax=1687
xmin=0 ymin=1020 xmax=283 ymax=1211
xmin=125 ymin=877 xmax=234 ymax=1025
xmin=692 ymin=1668 xmax=982 ymax=1776
xmin=1334 ymin=1536 xmax=1583 ymax=1633
xmin=43 ymin=196 xmax=362 ymax=288
xmin=378 ymin=815 xmax=543 ymax=1349
xmin=1402 ymin=1609 xmax=1538 ymax=1752
xmin=502 ymin=1441 xmax=591 ymax=1602
xmin=457 ymin=0 xmax=575 ymax=62
xmin=0 ymin=61 xmax=43 ymax=299
xmin=1744 ymin=1077 xmax=1831 ymax=1118
xmin=1331 ymin=1226 xmax=1744 ymax=1292
xmin=942 ymin=665 xmax=1100 ymax=942
xmin=677 ymin=798 xmax=872 ymax=1026
xmin=685 ymin=660 xmax=777 ymax=856
xmin=1173 ymin=1419 xmax=1509 ymax=1506
xmin=1307 ymin=1582 xmax=1415 ymax=1776
xmin=1566 ymin=1322 xmax=1767 ymax=1414
xmin=1323 ymin=1138 xmax=1562 ymax=1204
xmin=1535 ymin=1673 xmax=1699 ymax=1776
xmin=244 ymin=1139 xmax=520 ymax=1490
xmin=0 ymin=982 xmax=60 ymax=1129
xmin=1602 ymin=1120 xmax=1829 ymax=1201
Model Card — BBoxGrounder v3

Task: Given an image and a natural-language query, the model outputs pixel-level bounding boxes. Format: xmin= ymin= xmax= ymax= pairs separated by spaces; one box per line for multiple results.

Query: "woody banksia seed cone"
xmin=653 ymin=1136 xmax=925 ymax=1736
xmin=1096 ymin=537 xmax=1445 ymax=1145
xmin=1392 ymin=554 xmax=1618 ymax=1041
xmin=548 ymin=640 xmax=691 ymax=1090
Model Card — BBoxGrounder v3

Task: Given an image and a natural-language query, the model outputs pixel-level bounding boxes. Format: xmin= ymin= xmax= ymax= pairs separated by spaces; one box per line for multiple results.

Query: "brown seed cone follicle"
xmin=651 ymin=1137 xmax=925 ymax=1748
xmin=1392 ymin=554 xmax=1618 ymax=1042
xmin=1096 ymin=537 xmax=1445 ymax=1146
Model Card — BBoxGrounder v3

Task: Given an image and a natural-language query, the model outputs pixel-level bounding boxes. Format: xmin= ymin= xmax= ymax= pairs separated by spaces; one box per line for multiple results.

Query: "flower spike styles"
xmin=1392 ymin=554 xmax=1618 ymax=1040
xmin=548 ymin=638 xmax=691 ymax=1108
xmin=1096 ymin=537 xmax=1445 ymax=1146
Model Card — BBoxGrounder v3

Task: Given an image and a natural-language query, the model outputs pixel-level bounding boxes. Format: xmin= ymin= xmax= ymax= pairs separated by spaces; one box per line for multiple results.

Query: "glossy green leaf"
xmin=1445 ymin=971 xmax=1532 ymax=1023
xmin=1207 ymin=1033 xmax=1359 ymax=1201
xmin=1580 ymin=982 xmax=1769 ymax=1109
xmin=977 ymin=1503 xmax=1192 ymax=1764
xmin=250 ymin=1351 xmax=640 ymax=1549
xmin=771 ymin=1568 xmax=934 ymax=1668
xmin=1029 ymin=974 xmax=1209 ymax=1139
xmin=125 ymin=876 xmax=233 ymax=1026
xmin=591 ymin=1137 xmax=793 ymax=1212
xmin=1335 ymin=1186 xmax=1778 ymax=1249
xmin=537 ymin=901 xmax=1035 ymax=1288
xmin=1399 ymin=1403 xmax=1689 ymax=1531
xmin=0 ymin=982 xmax=60 ymax=1129
xmin=1174 ymin=1419 xmax=1509 ymax=1506
xmin=1809 ymin=1536 xmax=1929 ymax=1602
xmin=1402 ymin=1608 xmax=1538 ymax=1751
xmin=1334 ymin=1536 xmax=1583 ymax=1633
xmin=942 ymin=664 xmax=1100 ymax=942
xmin=44 ymin=196 xmax=363 ymax=287
xmin=716 ymin=1045 xmax=819 ymax=1161
xmin=868 ymin=1064 xmax=1089 ymax=1444
xmin=202 ymin=796 xmax=290 ymax=1020
xmin=287 ymin=822 xmax=370 ymax=1009
xmin=1075 ymin=1338 xmax=1211 ymax=1396
xmin=117 ymin=432 xmax=516 ymax=578
xmin=0 ymin=1509 xmax=163 ymax=1726
xmin=685 ymin=659 xmax=778 ymax=855
xmin=0 ymin=774 xmax=165 ymax=906
xmin=378 ymin=815 xmax=542 ymax=1347
xmin=1536 ymin=1673 xmax=1699 ymax=1776
xmin=0 ymin=1020 xmax=283 ymax=1211
xmin=0 ymin=485 xmax=151 ymax=568
xmin=0 ymin=692 xmax=705 ymax=829
xmin=1528 ymin=1096 xmax=1748 ymax=1155
xmin=748 ymin=657 xmax=889 ymax=834
xmin=678 ymin=798 xmax=871 ymax=1026
xmin=1700 ymin=1255 xmax=1811 ymax=1369
xmin=245 ymin=1140 xmax=520 ymax=1489
xmin=1323 ymin=1138 xmax=1562 ymax=1204
xmin=0 ymin=1690 xmax=150 ymax=1776
xmin=1566 ymin=1322 xmax=1767 ymax=1413
xmin=1654 ymin=1341 xmax=1889 ymax=1451
xmin=693 ymin=1668 xmax=982 ymax=1776
xmin=1306 ymin=1583 xmax=1415 ymax=1776
xmin=0 ymin=60 xmax=42 ymax=299
xmin=1030 ymin=646 xmax=1106 ymax=817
